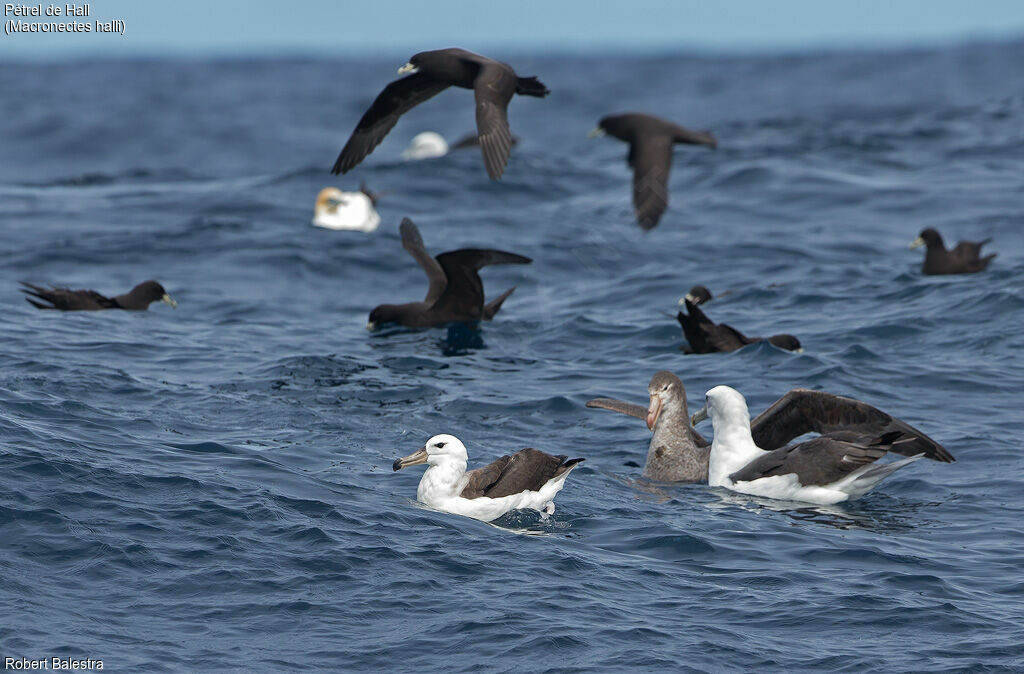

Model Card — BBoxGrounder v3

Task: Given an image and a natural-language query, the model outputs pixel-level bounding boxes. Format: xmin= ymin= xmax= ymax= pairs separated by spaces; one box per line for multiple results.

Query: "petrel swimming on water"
xmin=367 ymin=218 xmax=531 ymax=329
xmin=909 ymin=228 xmax=996 ymax=275
xmin=332 ymin=48 xmax=550 ymax=180
xmin=589 ymin=112 xmax=717 ymax=230
xmin=20 ymin=280 xmax=176 ymax=311
xmin=677 ymin=299 xmax=801 ymax=354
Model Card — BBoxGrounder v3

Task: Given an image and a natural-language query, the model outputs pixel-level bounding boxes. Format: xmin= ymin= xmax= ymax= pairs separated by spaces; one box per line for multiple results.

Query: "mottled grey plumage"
xmin=460 ymin=449 xmax=583 ymax=499
xmin=588 ymin=371 xmax=710 ymax=483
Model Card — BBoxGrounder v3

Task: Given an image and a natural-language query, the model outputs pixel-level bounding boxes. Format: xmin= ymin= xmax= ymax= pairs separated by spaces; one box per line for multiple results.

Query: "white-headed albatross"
xmin=691 ymin=385 xmax=953 ymax=504
xmin=393 ymin=434 xmax=584 ymax=521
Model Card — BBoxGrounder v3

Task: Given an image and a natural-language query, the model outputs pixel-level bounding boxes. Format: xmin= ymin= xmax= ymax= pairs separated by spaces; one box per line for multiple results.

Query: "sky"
xmin=3 ymin=0 xmax=1024 ymax=59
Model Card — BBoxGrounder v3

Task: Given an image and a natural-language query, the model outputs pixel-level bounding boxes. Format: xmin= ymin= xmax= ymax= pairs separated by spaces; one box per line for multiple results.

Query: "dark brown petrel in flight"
xmin=677 ymin=299 xmax=801 ymax=354
xmin=909 ymin=228 xmax=996 ymax=275
xmin=590 ymin=112 xmax=717 ymax=230
xmin=367 ymin=218 xmax=531 ymax=329
xmin=21 ymin=280 xmax=176 ymax=311
xmin=332 ymin=48 xmax=550 ymax=180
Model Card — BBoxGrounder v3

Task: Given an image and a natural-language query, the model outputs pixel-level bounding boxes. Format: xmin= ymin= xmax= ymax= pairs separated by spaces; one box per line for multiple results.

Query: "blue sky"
xmin=3 ymin=0 xmax=1024 ymax=59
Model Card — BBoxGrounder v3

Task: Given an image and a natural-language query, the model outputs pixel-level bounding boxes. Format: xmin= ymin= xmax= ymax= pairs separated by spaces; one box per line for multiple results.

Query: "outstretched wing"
xmin=473 ymin=62 xmax=517 ymax=180
xmin=332 ymin=73 xmax=450 ymax=175
xmin=750 ymin=388 xmax=954 ymax=462
xmin=399 ymin=218 xmax=446 ymax=304
xmin=678 ymin=300 xmax=748 ymax=353
xmin=585 ymin=397 xmax=648 ymax=420
xmin=631 ymin=136 xmax=673 ymax=230
xmin=432 ymin=248 xmax=531 ymax=318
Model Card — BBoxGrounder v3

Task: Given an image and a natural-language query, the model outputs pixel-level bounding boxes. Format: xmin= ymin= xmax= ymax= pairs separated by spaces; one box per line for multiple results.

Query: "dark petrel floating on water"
xmin=691 ymin=385 xmax=954 ymax=504
xmin=910 ymin=228 xmax=996 ymax=275
xmin=392 ymin=434 xmax=584 ymax=521
xmin=367 ymin=218 xmax=531 ymax=329
xmin=586 ymin=371 xmax=953 ymax=484
xmin=589 ymin=112 xmax=717 ymax=230
xmin=20 ymin=280 xmax=176 ymax=311
xmin=677 ymin=299 xmax=801 ymax=354
xmin=332 ymin=48 xmax=549 ymax=180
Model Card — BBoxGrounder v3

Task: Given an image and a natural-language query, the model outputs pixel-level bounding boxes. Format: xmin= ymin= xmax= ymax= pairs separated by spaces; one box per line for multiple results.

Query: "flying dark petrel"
xmin=909 ymin=228 xmax=996 ymax=275
xmin=20 ymin=280 xmax=176 ymax=311
xmin=367 ymin=218 xmax=531 ymax=328
xmin=393 ymin=434 xmax=584 ymax=521
xmin=677 ymin=299 xmax=801 ymax=354
xmin=691 ymin=385 xmax=954 ymax=504
xmin=332 ymin=48 xmax=549 ymax=180
xmin=589 ymin=112 xmax=717 ymax=230
xmin=586 ymin=370 xmax=952 ymax=484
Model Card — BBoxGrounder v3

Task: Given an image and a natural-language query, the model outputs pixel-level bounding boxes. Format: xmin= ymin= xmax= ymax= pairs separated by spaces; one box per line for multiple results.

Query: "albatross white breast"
xmin=692 ymin=386 xmax=947 ymax=505
xmin=392 ymin=434 xmax=584 ymax=521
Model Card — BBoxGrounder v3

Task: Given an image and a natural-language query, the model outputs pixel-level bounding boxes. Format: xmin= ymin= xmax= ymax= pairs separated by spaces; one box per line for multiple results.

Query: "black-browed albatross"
xmin=332 ymin=48 xmax=549 ymax=180
xmin=368 ymin=218 xmax=531 ymax=329
xmin=393 ymin=434 xmax=584 ymax=521
xmin=691 ymin=385 xmax=953 ymax=504
xmin=586 ymin=371 xmax=952 ymax=484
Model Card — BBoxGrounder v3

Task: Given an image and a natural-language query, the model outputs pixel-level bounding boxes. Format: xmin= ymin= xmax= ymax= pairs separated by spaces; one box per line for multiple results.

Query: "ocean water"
xmin=1 ymin=41 xmax=1023 ymax=672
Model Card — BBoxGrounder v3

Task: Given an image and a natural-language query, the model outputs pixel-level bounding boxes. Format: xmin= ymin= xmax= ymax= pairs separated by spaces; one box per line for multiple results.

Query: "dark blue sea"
xmin=2 ymin=40 xmax=1023 ymax=672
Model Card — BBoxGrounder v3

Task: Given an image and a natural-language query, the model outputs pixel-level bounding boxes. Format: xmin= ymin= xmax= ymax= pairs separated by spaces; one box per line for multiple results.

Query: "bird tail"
xmin=981 ymin=253 xmax=997 ymax=266
xmin=516 ymin=76 xmax=550 ymax=97
xmin=483 ymin=286 xmax=516 ymax=320
xmin=20 ymin=282 xmax=55 ymax=309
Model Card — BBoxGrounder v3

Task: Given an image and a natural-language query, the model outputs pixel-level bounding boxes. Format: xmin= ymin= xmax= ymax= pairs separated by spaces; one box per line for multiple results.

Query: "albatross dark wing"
xmin=728 ymin=434 xmax=897 ymax=486
xmin=631 ymin=136 xmax=673 ymax=230
xmin=749 ymin=388 xmax=954 ymax=462
xmin=473 ymin=62 xmax=517 ymax=180
xmin=399 ymin=218 xmax=447 ymax=304
xmin=432 ymin=248 xmax=531 ymax=318
xmin=332 ymin=72 xmax=451 ymax=175
xmin=461 ymin=448 xmax=583 ymax=499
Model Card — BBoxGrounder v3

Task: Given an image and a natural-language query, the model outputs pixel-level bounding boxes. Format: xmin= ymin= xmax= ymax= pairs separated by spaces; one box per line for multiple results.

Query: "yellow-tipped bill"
xmin=393 ymin=447 xmax=428 ymax=471
xmin=909 ymin=236 xmax=925 ymax=249
xmin=161 ymin=293 xmax=177 ymax=309
xmin=691 ymin=404 xmax=708 ymax=426
xmin=586 ymin=127 xmax=606 ymax=139
xmin=397 ymin=63 xmax=417 ymax=74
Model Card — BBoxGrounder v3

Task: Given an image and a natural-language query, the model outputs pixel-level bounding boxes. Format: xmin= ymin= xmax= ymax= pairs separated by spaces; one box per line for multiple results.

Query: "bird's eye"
xmin=436 ymin=442 xmax=446 ymax=448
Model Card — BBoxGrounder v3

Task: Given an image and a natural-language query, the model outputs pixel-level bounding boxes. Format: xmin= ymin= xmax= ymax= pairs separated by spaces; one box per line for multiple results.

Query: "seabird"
xmin=401 ymin=131 xmax=449 ymax=160
xmin=586 ymin=371 xmax=951 ymax=484
xmin=312 ymin=185 xmax=381 ymax=232
xmin=678 ymin=285 xmax=713 ymax=307
xmin=332 ymin=48 xmax=550 ymax=180
xmin=677 ymin=299 xmax=801 ymax=354
xmin=452 ymin=131 xmax=519 ymax=149
xmin=392 ymin=434 xmax=584 ymax=521
xmin=910 ymin=228 xmax=996 ymax=275
xmin=691 ymin=385 xmax=954 ymax=504
xmin=589 ymin=112 xmax=717 ymax=230
xmin=21 ymin=280 xmax=176 ymax=311
xmin=368 ymin=217 xmax=531 ymax=328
